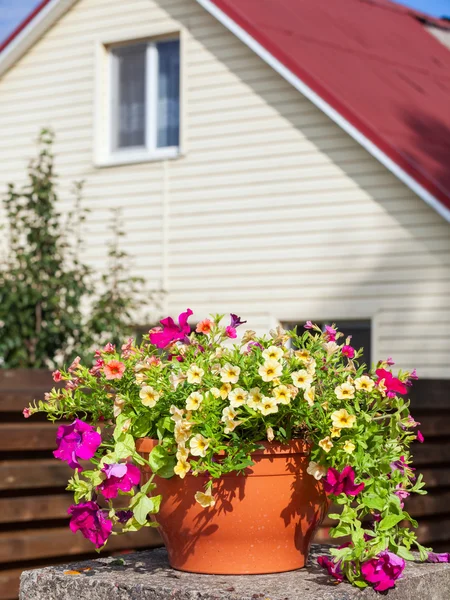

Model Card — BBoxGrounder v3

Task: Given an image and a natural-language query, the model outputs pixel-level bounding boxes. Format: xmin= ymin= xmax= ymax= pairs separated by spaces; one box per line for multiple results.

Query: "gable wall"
xmin=0 ymin=0 xmax=449 ymax=377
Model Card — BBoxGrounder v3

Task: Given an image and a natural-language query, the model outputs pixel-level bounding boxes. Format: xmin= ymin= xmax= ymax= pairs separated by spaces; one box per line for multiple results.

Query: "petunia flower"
xmin=361 ymin=551 xmax=405 ymax=592
xmin=324 ymin=325 xmax=337 ymax=342
xmin=427 ymin=552 xmax=450 ymax=563
xmin=103 ymin=360 xmax=126 ymax=380
xmin=53 ymin=419 xmax=102 ymax=469
xmin=68 ymin=356 xmax=81 ymax=373
xmin=390 ymin=455 xmax=415 ymax=479
xmin=196 ymin=319 xmax=213 ymax=335
xmin=342 ymin=345 xmax=355 ymax=359
xmin=116 ymin=510 xmax=133 ymax=524
xmin=225 ymin=326 xmax=237 ymax=338
xmin=394 ymin=484 xmax=410 ymax=508
xmin=225 ymin=313 xmax=247 ymax=338
xmin=323 ymin=466 xmax=365 ymax=497
xmin=22 ymin=407 xmax=32 ymax=418
xmin=103 ymin=343 xmax=116 ymax=353
xmin=52 ymin=370 xmax=62 ymax=382
xmin=68 ymin=501 xmax=112 ymax=548
xmin=121 ymin=338 xmax=134 ymax=359
xmin=375 ymin=368 xmax=407 ymax=398
xmin=417 ymin=430 xmax=424 ymax=443
xmin=304 ymin=321 xmax=314 ymax=329
xmin=97 ymin=463 xmax=141 ymax=499
xmin=150 ymin=309 xmax=193 ymax=349
xmin=317 ymin=555 xmax=344 ymax=582
xmin=89 ymin=358 xmax=105 ymax=376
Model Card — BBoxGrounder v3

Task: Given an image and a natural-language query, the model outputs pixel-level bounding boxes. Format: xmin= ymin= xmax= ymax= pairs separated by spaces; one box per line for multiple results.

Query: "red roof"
xmin=2 ymin=0 xmax=450 ymax=217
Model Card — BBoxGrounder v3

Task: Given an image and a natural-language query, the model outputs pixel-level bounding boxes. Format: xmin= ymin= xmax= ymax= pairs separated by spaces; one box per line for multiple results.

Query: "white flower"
xmin=334 ymin=382 xmax=355 ymax=400
xmin=170 ymin=405 xmax=184 ymax=422
xmin=189 ymin=434 xmax=210 ymax=457
xmin=186 ymin=364 xmax=204 ymax=385
xmin=247 ymin=387 xmax=263 ymax=409
xmin=220 ymin=363 xmax=241 ymax=384
xmin=224 ymin=419 xmax=240 ymax=434
xmin=195 ymin=487 xmax=216 ymax=508
xmin=307 ymin=461 xmax=327 ymax=480
xmin=291 ymin=370 xmax=313 ymax=390
xmin=169 ymin=372 xmax=187 ymax=390
xmin=258 ymin=359 xmax=283 ymax=382
xmin=304 ymin=386 xmax=315 ymax=407
xmin=174 ymin=459 xmax=190 ymax=479
xmin=262 ymin=345 xmax=284 ymax=362
xmin=229 ymin=387 xmax=248 ymax=407
xmin=221 ymin=405 xmax=238 ymax=422
xmin=186 ymin=392 xmax=203 ymax=411
xmin=258 ymin=396 xmax=279 ymax=416
xmin=139 ymin=386 xmax=161 ymax=407
xmin=354 ymin=375 xmax=375 ymax=392
xmin=273 ymin=385 xmax=291 ymax=405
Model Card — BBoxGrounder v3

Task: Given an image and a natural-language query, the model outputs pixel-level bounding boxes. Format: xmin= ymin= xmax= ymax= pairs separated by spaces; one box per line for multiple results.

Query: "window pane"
xmin=113 ymin=44 xmax=146 ymax=149
xmin=157 ymin=40 xmax=180 ymax=148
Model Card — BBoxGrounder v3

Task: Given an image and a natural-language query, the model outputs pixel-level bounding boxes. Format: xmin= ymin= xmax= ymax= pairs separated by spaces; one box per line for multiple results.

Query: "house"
xmin=0 ymin=0 xmax=449 ymax=382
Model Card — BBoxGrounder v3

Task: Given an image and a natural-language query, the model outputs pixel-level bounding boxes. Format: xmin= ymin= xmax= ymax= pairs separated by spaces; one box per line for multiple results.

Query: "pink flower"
xmin=68 ymin=356 xmax=81 ymax=373
xmin=22 ymin=408 xmax=31 ymax=418
xmin=324 ymin=325 xmax=337 ymax=342
xmin=394 ymin=484 xmax=410 ymax=508
xmin=150 ymin=309 xmax=193 ymax=349
xmin=417 ymin=430 xmax=424 ymax=443
xmin=196 ymin=319 xmax=213 ymax=335
xmin=103 ymin=343 xmax=116 ymax=353
xmin=375 ymin=368 xmax=407 ymax=397
xmin=121 ymin=338 xmax=134 ymax=359
xmin=66 ymin=377 xmax=80 ymax=391
xmin=97 ymin=463 xmax=141 ymax=499
xmin=68 ymin=501 xmax=112 ymax=548
xmin=317 ymin=555 xmax=344 ymax=582
xmin=89 ymin=358 xmax=105 ymax=376
xmin=409 ymin=368 xmax=419 ymax=380
xmin=390 ymin=455 xmax=415 ymax=479
xmin=427 ymin=552 xmax=450 ymax=563
xmin=304 ymin=321 xmax=314 ymax=329
xmin=225 ymin=326 xmax=237 ymax=338
xmin=342 ymin=345 xmax=355 ymax=359
xmin=361 ymin=551 xmax=405 ymax=592
xmin=323 ymin=466 xmax=365 ymax=497
xmin=386 ymin=357 xmax=395 ymax=366
xmin=53 ymin=419 xmax=102 ymax=469
xmin=103 ymin=360 xmax=126 ymax=380
xmin=52 ymin=370 xmax=62 ymax=382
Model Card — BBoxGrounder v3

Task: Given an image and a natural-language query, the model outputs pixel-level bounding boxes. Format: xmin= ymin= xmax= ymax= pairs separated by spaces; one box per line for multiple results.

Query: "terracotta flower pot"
xmin=136 ymin=438 xmax=327 ymax=575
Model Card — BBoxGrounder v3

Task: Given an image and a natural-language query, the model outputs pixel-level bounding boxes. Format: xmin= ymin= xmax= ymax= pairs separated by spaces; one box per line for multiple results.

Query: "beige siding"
xmin=0 ymin=0 xmax=449 ymax=377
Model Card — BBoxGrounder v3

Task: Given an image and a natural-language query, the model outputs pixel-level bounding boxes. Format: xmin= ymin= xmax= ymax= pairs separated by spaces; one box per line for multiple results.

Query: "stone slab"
xmin=20 ymin=545 xmax=450 ymax=600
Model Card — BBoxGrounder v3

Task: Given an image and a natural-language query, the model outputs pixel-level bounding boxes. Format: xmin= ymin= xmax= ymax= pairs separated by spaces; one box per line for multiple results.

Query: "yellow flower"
xmin=306 ymin=461 xmax=327 ymax=480
xmin=176 ymin=445 xmax=189 ymax=461
xmin=221 ymin=405 xmax=238 ymax=422
xmin=266 ymin=427 xmax=275 ymax=442
xmin=330 ymin=426 xmax=341 ymax=438
xmin=229 ymin=387 xmax=248 ymax=407
xmin=321 ymin=400 xmax=329 ymax=410
xmin=291 ymin=370 xmax=313 ymax=390
xmin=210 ymin=387 xmax=221 ymax=398
xmin=318 ymin=436 xmax=334 ymax=453
xmin=113 ymin=396 xmax=125 ymax=418
xmin=331 ymin=409 xmax=356 ymax=429
xmin=343 ymin=441 xmax=356 ymax=454
xmin=187 ymin=364 xmax=205 ymax=385
xmin=273 ymin=384 xmax=291 ymax=405
xmin=304 ymin=386 xmax=315 ymax=407
xmin=220 ymin=363 xmax=241 ymax=384
xmin=247 ymin=387 xmax=263 ymax=408
xmin=224 ymin=419 xmax=241 ymax=434
xmin=262 ymin=345 xmax=284 ymax=361
xmin=258 ymin=359 xmax=283 ymax=382
xmin=195 ymin=487 xmax=216 ymax=508
xmin=295 ymin=349 xmax=311 ymax=362
xmin=135 ymin=372 xmax=147 ymax=385
xmin=139 ymin=386 xmax=161 ymax=407
xmin=242 ymin=329 xmax=256 ymax=343
xmin=174 ymin=459 xmax=191 ymax=479
xmin=258 ymin=396 xmax=279 ymax=416
xmin=170 ymin=405 xmax=184 ymax=422
xmin=174 ymin=420 xmax=193 ymax=444
xmin=169 ymin=372 xmax=187 ymax=390
xmin=189 ymin=434 xmax=210 ymax=457
xmin=334 ymin=382 xmax=355 ymax=400
xmin=287 ymin=384 xmax=299 ymax=398
xmin=219 ymin=383 xmax=232 ymax=399
xmin=306 ymin=359 xmax=317 ymax=376
xmin=186 ymin=392 xmax=203 ymax=411
xmin=354 ymin=375 xmax=375 ymax=392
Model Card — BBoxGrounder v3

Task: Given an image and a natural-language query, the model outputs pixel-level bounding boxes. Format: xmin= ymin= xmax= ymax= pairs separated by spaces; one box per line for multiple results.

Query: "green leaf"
xmin=132 ymin=415 xmax=152 ymax=438
xmin=362 ymin=495 xmax=385 ymax=511
xmin=378 ymin=514 xmax=404 ymax=530
xmin=149 ymin=445 xmax=176 ymax=478
xmin=140 ymin=479 xmax=157 ymax=495
xmin=396 ymin=546 xmax=415 ymax=561
xmin=132 ymin=494 xmax=162 ymax=525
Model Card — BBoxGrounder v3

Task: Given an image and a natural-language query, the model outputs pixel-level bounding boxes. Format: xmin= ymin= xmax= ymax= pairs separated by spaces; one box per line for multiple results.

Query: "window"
xmin=284 ymin=320 xmax=372 ymax=367
xmin=109 ymin=38 xmax=180 ymax=161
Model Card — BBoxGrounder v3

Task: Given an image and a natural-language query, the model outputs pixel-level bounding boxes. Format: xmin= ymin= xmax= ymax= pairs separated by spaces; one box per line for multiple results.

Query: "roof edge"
xmin=196 ymin=0 xmax=450 ymax=223
xmin=0 ymin=0 xmax=77 ymax=78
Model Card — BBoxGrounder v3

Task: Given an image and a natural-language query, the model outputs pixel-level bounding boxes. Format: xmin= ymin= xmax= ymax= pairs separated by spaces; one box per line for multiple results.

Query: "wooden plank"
xmin=0 ymin=460 xmax=71 ymax=490
xmin=0 ymin=526 xmax=161 ymax=564
xmin=0 ymin=495 xmax=70 ymax=524
xmin=0 ymin=424 xmax=58 ymax=451
xmin=412 ymin=442 xmax=450 ymax=465
xmin=406 ymin=491 xmax=450 ymax=517
xmin=419 ymin=467 xmax=450 ymax=488
xmin=409 ymin=379 xmax=450 ymax=410
xmin=0 ymin=568 xmax=23 ymax=600
xmin=414 ymin=414 xmax=450 ymax=437
xmin=0 ymin=371 xmax=53 ymax=390
xmin=0 ymin=392 xmax=46 ymax=413
xmin=417 ymin=518 xmax=450 ymax=544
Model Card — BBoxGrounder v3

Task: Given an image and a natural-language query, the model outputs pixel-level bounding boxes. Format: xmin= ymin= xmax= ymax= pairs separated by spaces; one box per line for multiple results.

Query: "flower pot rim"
xmin=135 ymin=437 xmax=310 ymax=456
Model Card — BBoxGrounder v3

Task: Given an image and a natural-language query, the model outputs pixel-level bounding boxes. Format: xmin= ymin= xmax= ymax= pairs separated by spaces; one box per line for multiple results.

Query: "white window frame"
xmin=94 ymin=31 xmax=184 ymax=168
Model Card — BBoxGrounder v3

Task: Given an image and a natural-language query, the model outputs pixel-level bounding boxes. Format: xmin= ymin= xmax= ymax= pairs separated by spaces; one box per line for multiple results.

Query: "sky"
xmin=0 ymin=0 xmax=449 ymax=46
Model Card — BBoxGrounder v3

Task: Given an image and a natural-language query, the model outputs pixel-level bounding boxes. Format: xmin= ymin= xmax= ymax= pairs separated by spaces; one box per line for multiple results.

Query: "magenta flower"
xmin=225 ymin=313 xmax=247 ymax=338
xmin=427 ymin=552 xmax=450 ymax=563
xmin=121 ymin=338 xmax=134 ymax=359
xmin=22 ymin=408 xmax=31 ymax=418
xmin=68 ymin=501 xmax=112 ymax=548
xmin=150 ymin=309 xmax=193 ymax=349
xmin=361 ymin=551 xmax=405 ymax=592
xmin=324 ymin=325 xmax=337 ymax=342
xmin=89 ymin=358 xmax=105 ymax=376
xmin=323 ymin=466 xmax=365 ymax=497
xmin=409 ymin=368 xmax=419 ymax=380
xmin=417 ymin=430 xmax=424 ymax=443
xmin=342 ymin=345 xmax=355 ymax=359
xmin=116 ymin=510 xmax=133 ymax=524
xmin=97 ymin=463 xmax=141 ymax=499
xmin=304 ymin=320 xmax=314 ymax=329
xmin=390 ymin=455 xmax=415 ymax=478
xmin=66 ymin=377 xmax=81 ymax=391
xmin=53 ymin=419 xmax=102 ymax=469
xmin=394 ymin=484 xmax=410 ymax=508
xmin=103 ymin=343 xmax=116 ymax=353
xmin=375 ymin=368 xmax=407 ymax=398
xmin=52 ymin=370 xmax=62 ymax=382
xmin=225 ymin=326 xmax=237 ymax=338
xmin=317 ymin=555 xmax=344 ymax=582
xmin=68 ymin=356 xmax=81 ymax=373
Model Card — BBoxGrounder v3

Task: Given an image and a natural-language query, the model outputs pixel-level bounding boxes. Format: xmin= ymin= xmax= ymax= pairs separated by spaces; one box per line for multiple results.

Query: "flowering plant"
xmin=27 ymin=310 xmax=447 ymax=591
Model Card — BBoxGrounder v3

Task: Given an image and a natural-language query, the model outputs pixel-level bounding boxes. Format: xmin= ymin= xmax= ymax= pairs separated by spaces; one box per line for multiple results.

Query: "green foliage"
xmin=0 ymin=130 xmax=151 ymax=368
